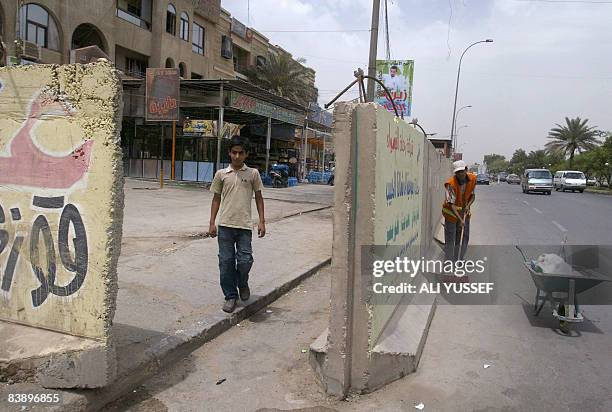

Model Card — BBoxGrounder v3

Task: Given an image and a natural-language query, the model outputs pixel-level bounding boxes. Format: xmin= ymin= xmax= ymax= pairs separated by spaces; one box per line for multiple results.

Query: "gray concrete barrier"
xmin=310 ymin=103 xmax=452 ymax=396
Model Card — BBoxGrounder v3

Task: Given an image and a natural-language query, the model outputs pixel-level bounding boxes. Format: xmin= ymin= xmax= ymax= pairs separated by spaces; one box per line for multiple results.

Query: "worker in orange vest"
xmin=442 ymin=160 xmax=477 ymax=261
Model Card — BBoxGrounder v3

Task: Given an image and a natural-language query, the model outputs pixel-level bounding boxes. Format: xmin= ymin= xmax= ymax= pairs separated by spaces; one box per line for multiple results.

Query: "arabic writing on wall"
xmin=385 ymin=209 xmax=421 ymax=245
xmin=0 ymin=198 xmax=89 ymax=308
xmin=386 ymin=124 xmax=415 ymax=155
xmin=385 ymin=170 xmax=420 ymax=206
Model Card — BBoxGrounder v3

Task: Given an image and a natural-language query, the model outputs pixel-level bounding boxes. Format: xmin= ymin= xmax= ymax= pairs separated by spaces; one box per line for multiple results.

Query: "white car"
xmin=553 ymin=170 xmax=587 ymax=193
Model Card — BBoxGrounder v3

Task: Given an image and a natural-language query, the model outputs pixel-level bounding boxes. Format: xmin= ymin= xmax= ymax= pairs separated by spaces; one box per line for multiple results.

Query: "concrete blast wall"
xmin=310 ymin=103 xmax=452 ymax=396
xmin=0 ymin=61 xmax=124 ymax=387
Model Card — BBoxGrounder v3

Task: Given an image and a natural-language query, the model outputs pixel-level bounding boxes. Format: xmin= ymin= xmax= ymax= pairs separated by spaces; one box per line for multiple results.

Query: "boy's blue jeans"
xmin=217 ymin=225 xmax=253 ymax=300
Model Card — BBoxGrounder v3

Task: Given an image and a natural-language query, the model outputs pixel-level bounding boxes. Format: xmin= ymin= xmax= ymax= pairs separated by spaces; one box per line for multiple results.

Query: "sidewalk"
xmin=0 ymin=179 xmax=333 ymax=411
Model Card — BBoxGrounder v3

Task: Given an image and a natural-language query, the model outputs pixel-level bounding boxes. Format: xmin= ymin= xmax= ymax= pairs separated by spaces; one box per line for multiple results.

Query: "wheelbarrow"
xmin=516 ymin=245 xmax=610 ymax=332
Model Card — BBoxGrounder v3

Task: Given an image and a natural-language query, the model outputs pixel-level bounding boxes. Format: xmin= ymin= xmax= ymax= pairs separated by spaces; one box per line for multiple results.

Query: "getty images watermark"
xmin=371 ymin=256 xmax=494 ymax=295
xmin=361 ymin=245 xmax=612 ymax=306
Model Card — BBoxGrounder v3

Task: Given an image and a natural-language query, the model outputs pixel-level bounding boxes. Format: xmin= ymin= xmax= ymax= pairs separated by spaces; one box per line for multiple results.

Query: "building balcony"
xmin=116 ymin=8 xmax=151 ymax=30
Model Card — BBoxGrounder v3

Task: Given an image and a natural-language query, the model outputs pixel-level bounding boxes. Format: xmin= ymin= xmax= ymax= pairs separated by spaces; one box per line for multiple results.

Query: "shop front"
xmin=121 ymin=79 xmax=306 ymax=183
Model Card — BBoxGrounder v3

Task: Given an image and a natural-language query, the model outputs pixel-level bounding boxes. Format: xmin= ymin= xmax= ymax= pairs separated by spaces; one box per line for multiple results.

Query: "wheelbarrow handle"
xmin=515 ymin=245 xmax=529 ymax=262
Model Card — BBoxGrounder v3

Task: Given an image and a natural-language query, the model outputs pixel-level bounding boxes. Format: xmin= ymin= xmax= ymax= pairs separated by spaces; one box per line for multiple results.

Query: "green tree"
xmin=246 ymin=53 xmax=318 ymax=106
xmin=484 ymin=154 xmax=505 ymax=164
xmin=526 ymin=150 xmax=549 ymax=169
xmin=545 ymin=117 xmax=600 ymax=167
xmin=508 ymin=149 xmax=528 ymax=174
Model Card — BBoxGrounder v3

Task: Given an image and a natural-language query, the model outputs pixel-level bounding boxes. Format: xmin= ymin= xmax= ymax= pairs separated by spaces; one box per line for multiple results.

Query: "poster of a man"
xmin=375 ymin=60 xmax=414 ymax=117
xmin=382 ymin=65 xmax=407 ymax=92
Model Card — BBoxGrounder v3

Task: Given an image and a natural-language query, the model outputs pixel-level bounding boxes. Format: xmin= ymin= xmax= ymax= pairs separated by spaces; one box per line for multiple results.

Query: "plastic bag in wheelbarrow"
xmin=531 ymin=253 xmax=573 ymax=275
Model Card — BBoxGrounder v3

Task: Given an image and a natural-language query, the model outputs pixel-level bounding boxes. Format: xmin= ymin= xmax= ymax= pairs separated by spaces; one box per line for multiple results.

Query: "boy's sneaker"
xmin=222 ymin=298 xmax=237 ymax=313
xmin=239 ymin=286 xmax=250 ymax=301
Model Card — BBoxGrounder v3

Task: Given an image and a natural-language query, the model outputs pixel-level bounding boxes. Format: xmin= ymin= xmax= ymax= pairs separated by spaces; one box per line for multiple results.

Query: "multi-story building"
xmin=0 ymin=0 xmax=325 ymax=182
xmin=0 ymin=0 xmax=317 ymax=93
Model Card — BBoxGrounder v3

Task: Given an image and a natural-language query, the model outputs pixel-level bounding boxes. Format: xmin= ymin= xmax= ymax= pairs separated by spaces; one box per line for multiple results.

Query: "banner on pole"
xmin=375 ymin=60 xmax=414 ymax=117
xmin=146 ymin=68 xmax=179 ymax=122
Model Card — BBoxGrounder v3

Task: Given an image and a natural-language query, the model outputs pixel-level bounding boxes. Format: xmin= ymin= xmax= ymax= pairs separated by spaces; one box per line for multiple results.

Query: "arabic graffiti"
xmin=0 ymin=197 xmax=88 ymax=307
xmin=386 ymin=124 xmax=415 ymax=155
xmin=386 ymin=170 xmax=420 ymax=205
xmin=385 ymin=209 xmax=421 ymax=244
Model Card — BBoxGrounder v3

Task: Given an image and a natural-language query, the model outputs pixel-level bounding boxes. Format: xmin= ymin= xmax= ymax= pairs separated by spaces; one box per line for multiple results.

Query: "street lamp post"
xmin=455 ymin=125 xmax=468 ymax=140
xmin=450 ymin=40 xmax=493 ymax=150
xmin=456 ymin=105 xmax=472 ymax=120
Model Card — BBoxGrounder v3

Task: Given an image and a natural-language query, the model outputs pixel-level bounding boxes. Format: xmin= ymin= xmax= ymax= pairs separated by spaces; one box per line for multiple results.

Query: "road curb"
xmin=584 ymin=188 xmax=612 ymax=196
xmin=53 ymin=258 xmax=332 ymax=412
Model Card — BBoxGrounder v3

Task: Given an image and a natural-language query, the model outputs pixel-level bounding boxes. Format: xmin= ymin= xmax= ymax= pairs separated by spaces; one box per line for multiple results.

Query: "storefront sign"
xmin=146 ymin=68 xmax=179 ymax=122
xmin=183 ymin=119 xmax=214 ymax=135
xmin=307 ymin=103 xmax=332 ymax=128
xmin=219 ymin=122 xmax=243 ymax=139
xmin=183 ymin=119 xmax=243 ymax=137
xmin=229 ymin=91 xmax=304 ymax=127
xmin=231 ymin=18 xmax=248 ymax=40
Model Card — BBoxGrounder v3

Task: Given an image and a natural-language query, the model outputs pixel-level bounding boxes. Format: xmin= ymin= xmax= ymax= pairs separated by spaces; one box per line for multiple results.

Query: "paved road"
xmin=471 ymin=182 xmax=612 ymax=245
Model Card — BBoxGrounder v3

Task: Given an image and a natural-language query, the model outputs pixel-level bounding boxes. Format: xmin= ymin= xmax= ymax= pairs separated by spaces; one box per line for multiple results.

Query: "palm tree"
xmin=246 ymin=53 xmax=317 ymax=107
xmin=545 ymin=117 xmax=600 ymax=167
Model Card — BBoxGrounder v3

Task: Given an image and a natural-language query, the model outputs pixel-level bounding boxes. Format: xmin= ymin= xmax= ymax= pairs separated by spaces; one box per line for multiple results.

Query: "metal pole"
xmin=302 ymin=120 xmax=309 ymax=181
xmin=300 ymin=126 xmax=306 ymax=181
xmin=16 ymin=0 xmax=22 ymax=40
xmin=322 ymin=132 xmax=326 ymax=172
xmin=159 ymin=124 xmax=164 ymax=188
xmin=265 ymin=117 xmax=271 ymax=173
xmin=366 ymin=0 xmax=381 ymax=102
xmin=215 ymin=84 xmax=224 ymax=173
xmin=171 ymin=120 xmax=176 ymax=180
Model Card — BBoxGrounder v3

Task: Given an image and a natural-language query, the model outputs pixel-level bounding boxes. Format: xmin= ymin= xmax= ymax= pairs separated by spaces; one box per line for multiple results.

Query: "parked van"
xmin=522 ymin=169 xmax=553 ymax=195
xmin=554 ymin=170 xmax=586 ymax=193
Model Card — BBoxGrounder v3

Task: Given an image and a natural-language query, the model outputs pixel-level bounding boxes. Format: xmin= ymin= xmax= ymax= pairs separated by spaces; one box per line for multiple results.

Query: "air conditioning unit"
xmin=21 ymin=40 xmax=41 ymax=61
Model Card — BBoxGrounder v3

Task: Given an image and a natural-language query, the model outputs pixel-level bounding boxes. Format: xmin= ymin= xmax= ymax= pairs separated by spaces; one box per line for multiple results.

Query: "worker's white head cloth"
xmin=453 ymin=160 xmax=468 ymax=173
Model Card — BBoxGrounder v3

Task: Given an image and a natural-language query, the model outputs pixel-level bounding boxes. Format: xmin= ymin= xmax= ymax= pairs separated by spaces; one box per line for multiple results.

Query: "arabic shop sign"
xmin=146 ymin=68 xmax=179 ymax=122
xmin=228 ymin=91 xmax=304 ymax=127
xmin=307 ymin=103 xmax=332 ymax=128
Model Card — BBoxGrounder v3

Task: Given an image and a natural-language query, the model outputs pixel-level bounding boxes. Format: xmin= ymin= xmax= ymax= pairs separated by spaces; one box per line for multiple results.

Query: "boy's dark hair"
xmin=228 ymin=135 xmax=249 ymax=152
xmin=390 ymin=65 xmax=399 ymax=70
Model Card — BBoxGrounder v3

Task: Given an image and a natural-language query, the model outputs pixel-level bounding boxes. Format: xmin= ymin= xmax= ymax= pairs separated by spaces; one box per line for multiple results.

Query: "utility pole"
xmin=366 ymin=0 xmax=381 ymax=102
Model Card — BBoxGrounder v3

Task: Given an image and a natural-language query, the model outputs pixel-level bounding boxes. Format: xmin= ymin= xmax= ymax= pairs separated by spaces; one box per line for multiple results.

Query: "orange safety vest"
xmin=442 ymin=173 xmax=476 ymax=223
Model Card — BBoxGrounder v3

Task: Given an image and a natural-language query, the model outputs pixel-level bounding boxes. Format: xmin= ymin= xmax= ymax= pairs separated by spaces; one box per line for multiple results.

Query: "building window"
xmin=180 ymin=12 xmax=189 ymax=41
xmin=165 ymin=58 xmax=174 ymax=68
xmin=166 ymin=4 xmax=176 ymax=35
xmin=179 ymin=62 xmax=186 ymax=78
xmin=116 ymin=0 xmax=152 ymax=30
xmin=192 ymin=23 xmax=204 ymax=55
xmin=221 ymin=35 xmax=232 ymax=59
xmin=19 ymin=4 xmax=60 ymax=50
xmin=126 ymin=56 xmax=147 ymax=78
xmin=256 ymin=55 xmax=267 ymax=67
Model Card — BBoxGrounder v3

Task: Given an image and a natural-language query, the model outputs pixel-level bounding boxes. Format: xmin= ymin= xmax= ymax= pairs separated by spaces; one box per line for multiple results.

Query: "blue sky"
xmin=221 ymin=0 xmax=612 ymax=164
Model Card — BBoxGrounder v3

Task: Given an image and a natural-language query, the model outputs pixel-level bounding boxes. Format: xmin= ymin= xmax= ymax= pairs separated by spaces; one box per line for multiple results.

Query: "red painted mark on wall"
xmin=0 ymin=94 xmax=93 ymax=189
xmin=386 ymin=124 xmax=414 ymax=155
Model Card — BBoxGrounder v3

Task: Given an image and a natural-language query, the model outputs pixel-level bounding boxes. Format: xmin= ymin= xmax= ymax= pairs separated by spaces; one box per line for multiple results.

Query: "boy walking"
xmin=208 ymin=136 xmax=266 ymax=313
